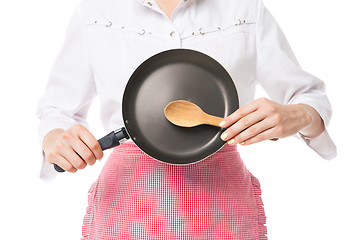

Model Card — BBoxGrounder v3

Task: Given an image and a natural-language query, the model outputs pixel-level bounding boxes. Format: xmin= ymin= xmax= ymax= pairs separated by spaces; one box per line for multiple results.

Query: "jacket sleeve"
xmin=36 ymin=6 xmax=97 ymax=180
xmin=255 ymin=0 xmax=336 ymax=159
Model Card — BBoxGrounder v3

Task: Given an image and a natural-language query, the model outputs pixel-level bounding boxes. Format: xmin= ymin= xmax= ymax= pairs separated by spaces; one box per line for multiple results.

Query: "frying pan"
xmin=54 ymin=49 xmax=239 ymax=172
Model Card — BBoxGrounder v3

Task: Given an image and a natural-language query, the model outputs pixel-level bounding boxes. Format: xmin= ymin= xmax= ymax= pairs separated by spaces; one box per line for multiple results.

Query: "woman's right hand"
xmin=42 ymin=124 xmax=103 ymax=173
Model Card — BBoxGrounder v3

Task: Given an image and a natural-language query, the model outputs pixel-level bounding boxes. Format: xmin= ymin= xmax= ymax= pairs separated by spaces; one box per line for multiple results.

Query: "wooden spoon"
xmin=164 ymin=100 xmax=278 ymax=141
xmin=164 ymin=100 xmax=224 ymax=127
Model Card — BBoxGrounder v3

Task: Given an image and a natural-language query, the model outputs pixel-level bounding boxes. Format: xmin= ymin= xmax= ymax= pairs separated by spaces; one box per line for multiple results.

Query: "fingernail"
xmin=220 ymin=132 xmax=228 ymax=141
xmin=228 ymin=139 xmax=235 ymax=145
xmin=219 ymin=121 xmax=225 ymax=127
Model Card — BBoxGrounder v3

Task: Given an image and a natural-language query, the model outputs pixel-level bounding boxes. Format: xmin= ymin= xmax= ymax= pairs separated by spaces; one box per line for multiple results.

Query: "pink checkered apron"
xmin=82 ymin=141 xmax=267 ymax=239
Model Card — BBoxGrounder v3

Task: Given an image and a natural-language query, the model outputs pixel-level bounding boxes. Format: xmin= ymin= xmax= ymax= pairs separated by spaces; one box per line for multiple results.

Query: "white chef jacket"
xmin=36 ymin=0 xmax=337 ymax=180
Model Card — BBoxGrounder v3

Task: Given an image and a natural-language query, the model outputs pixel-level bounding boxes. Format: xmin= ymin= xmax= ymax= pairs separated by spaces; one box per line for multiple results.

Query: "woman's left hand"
xmin=219 ymin=97 xmax=313 ymax=145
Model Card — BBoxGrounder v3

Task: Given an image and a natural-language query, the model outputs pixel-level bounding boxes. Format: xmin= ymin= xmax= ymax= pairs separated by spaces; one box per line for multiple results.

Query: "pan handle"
xmin=97 ymin=127 xmax=130 ymax=150
xmin=53 ymin=127 xmax=130 ymax=173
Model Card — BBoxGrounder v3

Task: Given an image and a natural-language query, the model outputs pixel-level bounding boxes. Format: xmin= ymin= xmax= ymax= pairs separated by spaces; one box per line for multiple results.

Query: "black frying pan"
xmin=54 ymin=49 xmax=239 ymax=172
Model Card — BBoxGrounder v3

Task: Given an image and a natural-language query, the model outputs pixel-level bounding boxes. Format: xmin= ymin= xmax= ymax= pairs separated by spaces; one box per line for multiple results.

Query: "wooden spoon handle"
xmin=202 ymin=114 xmax=224 ymax=127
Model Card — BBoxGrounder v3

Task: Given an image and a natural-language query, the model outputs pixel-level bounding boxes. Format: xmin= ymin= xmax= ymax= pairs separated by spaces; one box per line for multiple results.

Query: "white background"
xmin=0 ymin=0 xmax=359 ymax=239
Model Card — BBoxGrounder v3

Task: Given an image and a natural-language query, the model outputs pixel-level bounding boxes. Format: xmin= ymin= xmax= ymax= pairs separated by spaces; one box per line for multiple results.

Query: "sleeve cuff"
xmin=40 ymin=151 xmax=57 ymax=182
xmin=297 ymin=129 xmax=337 ymax=160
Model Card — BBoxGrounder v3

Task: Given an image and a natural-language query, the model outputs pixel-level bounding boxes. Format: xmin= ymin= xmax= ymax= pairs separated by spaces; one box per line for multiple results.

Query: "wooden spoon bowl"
xmin=164 ymin=100 xmax=223 ymax=127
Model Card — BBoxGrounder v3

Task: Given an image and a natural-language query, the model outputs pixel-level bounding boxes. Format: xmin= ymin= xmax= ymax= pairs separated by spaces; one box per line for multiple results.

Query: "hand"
xmin=219 ymin=98 xmax=312 ymax=145
xmin=42 ymin=124 xmax=103 ymax=173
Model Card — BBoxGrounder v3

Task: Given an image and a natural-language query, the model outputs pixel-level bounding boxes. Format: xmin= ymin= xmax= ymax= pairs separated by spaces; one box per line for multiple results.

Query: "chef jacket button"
xmin=199 ymin=28 xmax=205 ymax=35
xmin=139 ymin=29 xmax=146 ymax=35
xmin=170 ymin=31 xmax=176 ymax=37
xmin=147 ymin=2 xmax=152 ymax=6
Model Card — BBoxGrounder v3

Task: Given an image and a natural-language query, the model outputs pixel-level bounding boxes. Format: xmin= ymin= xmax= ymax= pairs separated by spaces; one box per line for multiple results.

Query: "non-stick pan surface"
xmin=123 ymin=49 xmax=239 ymax=164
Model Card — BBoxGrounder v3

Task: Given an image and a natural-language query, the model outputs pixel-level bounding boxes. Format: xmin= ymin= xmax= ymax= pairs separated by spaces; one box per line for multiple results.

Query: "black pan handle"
xmin=53 ymin=127 xmax=130 ymax=172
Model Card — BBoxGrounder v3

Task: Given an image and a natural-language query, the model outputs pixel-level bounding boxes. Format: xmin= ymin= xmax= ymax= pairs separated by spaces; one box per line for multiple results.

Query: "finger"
xmin=72 ymin=137 xmax=97 ymax=166
xmin=60 ymin=147 xmax=87 ymax=170
xmin=239 ymin=127 xmax=278 ymax=146
xmin=219 ymin=102 xmax=258 ymax=128
xmin=53 ymin=155 xmax=77 ymax=173
xmin=77 ymin=127 xmax=103 ymax=160
xmin=220 ymin=110 xmax=266 ymax=141
xmin=228 ymin=117 xmax=277 ymax=144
